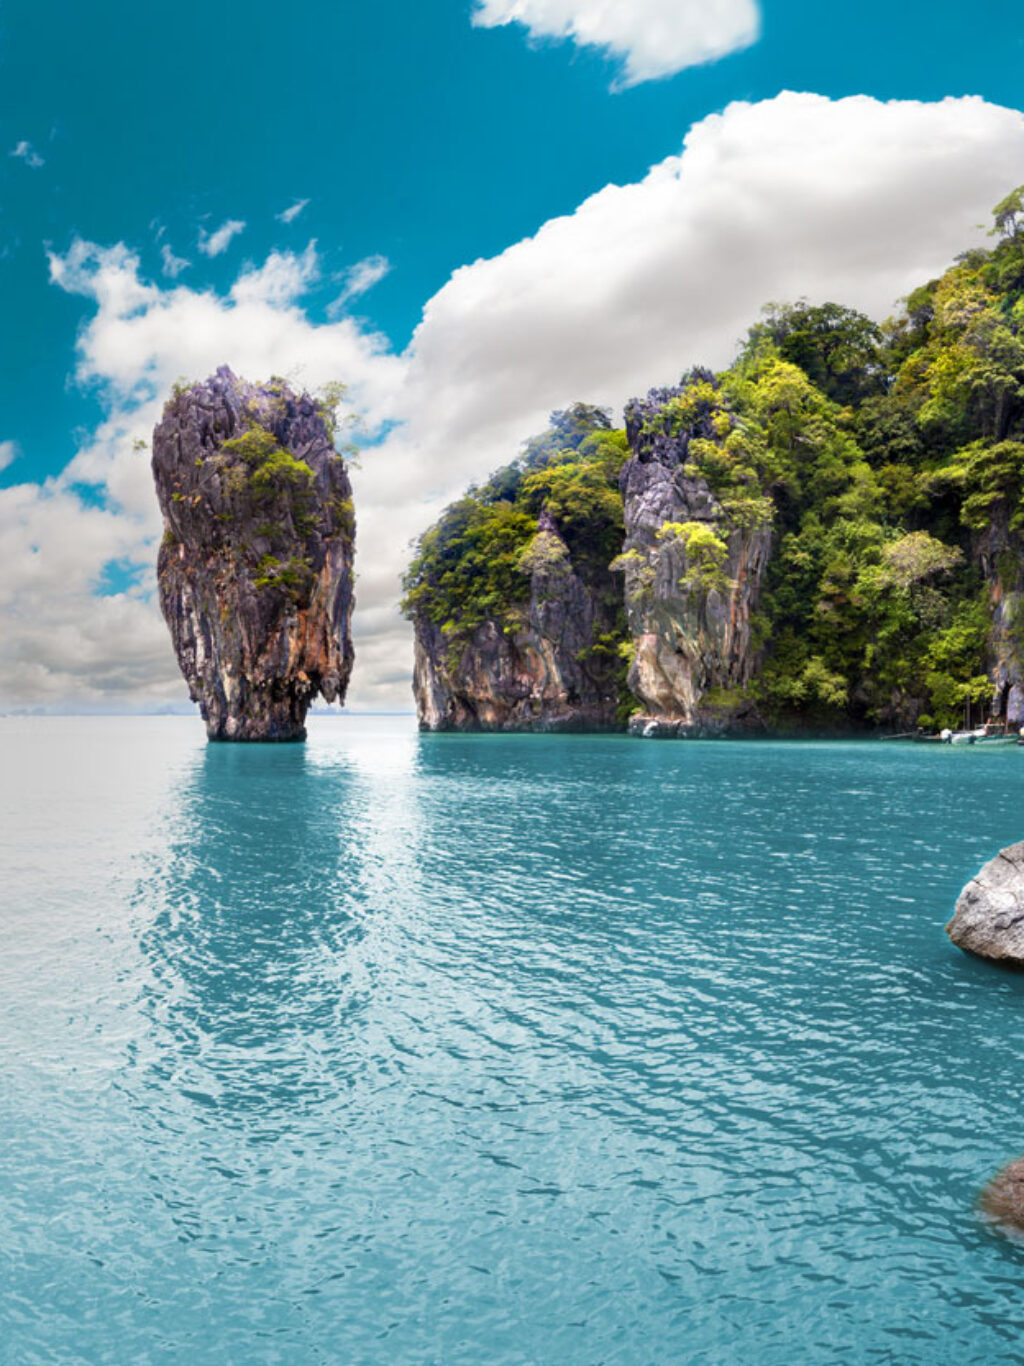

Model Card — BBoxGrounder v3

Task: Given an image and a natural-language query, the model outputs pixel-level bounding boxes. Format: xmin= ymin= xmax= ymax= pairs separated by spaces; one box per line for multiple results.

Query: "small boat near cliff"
xmin=901 ymin=720 xmax=1022 ymax=744
xmin=945 ymin=724 xmax=1020 ymax=746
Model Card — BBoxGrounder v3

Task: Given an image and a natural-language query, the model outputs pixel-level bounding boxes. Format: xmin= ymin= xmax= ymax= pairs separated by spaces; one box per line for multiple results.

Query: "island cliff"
xmin=404 ymin=407 xmax=629 ymax=731
xmin=412 ymin=509 xmax=623 ymax=731
xmin=153 ymin=367 xmax=355 ymax=741
xmin=973 ymin=505 xmax=1024 ymax=729
xmin=618 ymin=376 xmax=772 ymax=737
xmin=404 ymin=187 xmax=1024 ymax=738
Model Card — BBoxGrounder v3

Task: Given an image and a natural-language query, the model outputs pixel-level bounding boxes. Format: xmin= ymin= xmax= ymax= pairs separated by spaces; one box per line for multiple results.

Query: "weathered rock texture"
xmin=946 ymin=841 xmax=1024 ymax=966
xmin=413 ymin=512 xmax=623 ymax=731
xmin=619 ymin=380 xmax=772 ymax=738
xmin=980 ymin=1157 xmax=1024 ymax=1233
xmin=974 ymin=512 xmax=1024 ymax=728
xmin=153 ymin=367 xmax=355 ymax=741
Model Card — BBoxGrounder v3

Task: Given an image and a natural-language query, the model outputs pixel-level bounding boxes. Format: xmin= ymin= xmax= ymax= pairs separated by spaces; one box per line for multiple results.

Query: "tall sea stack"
xmin=153 ymin=367 xmax=355 ymax=741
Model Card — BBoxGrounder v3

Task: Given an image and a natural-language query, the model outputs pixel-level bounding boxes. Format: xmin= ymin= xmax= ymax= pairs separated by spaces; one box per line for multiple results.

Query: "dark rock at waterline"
xmin=946 ymin=842 xmax=1024 ymax=966
xmin=980 ymin=1157 xmax=1024 ymax=1232
xmin=153 ymin=367 xmax=355 ymax=741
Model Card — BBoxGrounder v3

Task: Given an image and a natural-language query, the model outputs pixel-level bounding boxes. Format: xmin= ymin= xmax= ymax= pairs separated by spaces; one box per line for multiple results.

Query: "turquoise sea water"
xmin=5 ymin=716 xmax=1024 ymax=1364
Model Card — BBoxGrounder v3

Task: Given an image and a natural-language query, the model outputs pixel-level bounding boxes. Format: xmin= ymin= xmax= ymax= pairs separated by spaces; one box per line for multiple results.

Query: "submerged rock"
xmin=946 ymin=842 xmax=1024 ymax=965
xmin=153 ymin=367 xmax=355 ymax=741
xmin=980 ymin=1157 xmax=1024 ymax=1233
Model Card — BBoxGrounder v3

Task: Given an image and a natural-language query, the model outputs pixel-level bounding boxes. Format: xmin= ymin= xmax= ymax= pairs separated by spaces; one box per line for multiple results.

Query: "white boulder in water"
xmin=946 ymin=842 xmax=1024 ymax=966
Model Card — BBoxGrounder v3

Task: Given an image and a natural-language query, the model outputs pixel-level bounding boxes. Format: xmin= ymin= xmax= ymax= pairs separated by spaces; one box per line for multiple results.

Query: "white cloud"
xmin=2 ymin=234 xmax=403 ymax=712
xmin=230 ymin=241 xmax=320 ymax=308
xmin=472 ymin=0 xmax=760 ymax=86
xmin=10 ymin=139 xmax=44 ymax=168
xmin=160 ymin=242 xmax=190 ymax=278
xmin=0 ymin=440 xmax=18 ymax=471
xmin=6 ymin=92 xmax=1024 ymax=713
xmin=0 ymin=479 xmax=173 ymax=704
xmin=42 ymin=237 xmax=400 ymax=527
xmin=48 ymin=240 xmax=155 ymax=320
xmin=397 ymin=93 xmax=1024 ymax=459
xmin=329 ymin=254 xmax=392 ymax=314
xmin=197 ymin=218 xmax=246 ymax=257
xmin=277 ymin=199 xmax=310 ymax=225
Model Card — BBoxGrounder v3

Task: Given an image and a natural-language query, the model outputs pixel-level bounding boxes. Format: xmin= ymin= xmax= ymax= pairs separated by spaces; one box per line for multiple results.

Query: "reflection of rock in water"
xmin=980 ymin=1157 xmax=1024 ymax=1233
xmin=132 ymin=729 xmax=423 ymax=1108
xmin=133 ymin=743 xmax=381 ymax=1115
xmin=946 ymin=842 xmax=1024 ymax=967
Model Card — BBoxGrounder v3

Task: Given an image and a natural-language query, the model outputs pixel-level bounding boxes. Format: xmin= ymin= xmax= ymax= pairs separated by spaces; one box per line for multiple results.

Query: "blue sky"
xmin=2 ymin=0 xmax=1024 ymax=708
xmin=3 ymin=0 xmax=1023 ymax=484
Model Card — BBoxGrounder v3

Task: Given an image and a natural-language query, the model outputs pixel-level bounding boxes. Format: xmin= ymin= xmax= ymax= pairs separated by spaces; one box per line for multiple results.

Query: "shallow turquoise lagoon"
xmin=5 ymin=716 xmax=1024 ymax=1363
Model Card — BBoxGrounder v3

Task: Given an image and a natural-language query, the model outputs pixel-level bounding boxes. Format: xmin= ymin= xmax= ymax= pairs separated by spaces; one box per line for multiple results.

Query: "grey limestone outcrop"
xmin=618 ymin=376 xmax=771 ymax=737
xmin=980 ymin=1155 xmax=1024 ymax=1232
xmin=946 ymin=842 xmax=1024 ymax=966
xmin=153 ymin=367 xmax=355 ymax=741
xmin=413 ymin=511 xmax=622 ymax=732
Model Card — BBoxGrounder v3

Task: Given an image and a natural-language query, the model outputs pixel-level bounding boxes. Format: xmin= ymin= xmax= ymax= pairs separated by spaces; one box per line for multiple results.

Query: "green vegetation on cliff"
xmin=401 ymin=405 xmax=629 ymax=638
xmin=729 ymin=191 xmax=1024 ymax=728
xmin=405 ymin=189 xmax=1024 ymax=732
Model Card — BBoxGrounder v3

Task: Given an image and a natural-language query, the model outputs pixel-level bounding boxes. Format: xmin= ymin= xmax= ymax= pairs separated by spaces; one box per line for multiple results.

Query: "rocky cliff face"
xmin=974 ymin=514 xmax=1024 ymax=727
xmin=618 ymin=381 xmax=772 ymax=737
xmin=413 ymin=511 xmax=623 ymax=731
xmin=153 ymin=367 xmax=355 ymax=741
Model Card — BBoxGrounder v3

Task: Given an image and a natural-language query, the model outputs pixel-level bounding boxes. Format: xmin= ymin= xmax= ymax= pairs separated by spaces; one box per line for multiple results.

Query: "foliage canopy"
xmin=405 ymin=188 xmax=1024 ymax=730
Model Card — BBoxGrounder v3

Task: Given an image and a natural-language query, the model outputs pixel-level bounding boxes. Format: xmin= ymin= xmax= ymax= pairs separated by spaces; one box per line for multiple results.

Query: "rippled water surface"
xmin=6 ymin=716 xmax=1024 ymax=1363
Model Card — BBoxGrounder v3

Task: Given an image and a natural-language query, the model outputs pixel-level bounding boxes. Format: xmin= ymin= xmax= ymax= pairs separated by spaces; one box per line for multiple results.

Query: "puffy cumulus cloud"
xmin=198 ymin=218 xmax=246 ymax=257
xmin=472 ymin=0 xmax=760 ymax=86
xmin=0 ymin=479 xmax=177 ymax=707
xmin=43 ymin=236 xmax=401 ymax=521
xmin=48 ymin=239 xmax=154 ymax=318
xmin=7 ymin=92 xmax=1024 ymax=714
xmin=397 ymin=93 xmax=1024 ymax=474
xmin=230 ymin=242 xmax=320 ymax=308
xmin=0 ymin=238 xmax=404 ymax=710
xmin=0 ymin=440 xmax=18 ymax=471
